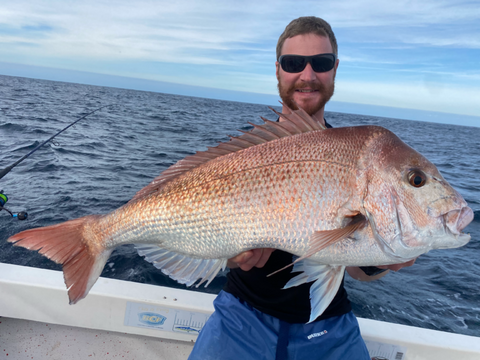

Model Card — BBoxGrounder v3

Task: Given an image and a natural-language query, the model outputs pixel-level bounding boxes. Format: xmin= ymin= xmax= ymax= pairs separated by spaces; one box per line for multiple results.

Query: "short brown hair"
xmin=276 ymin=16 xmax=338 ymax=60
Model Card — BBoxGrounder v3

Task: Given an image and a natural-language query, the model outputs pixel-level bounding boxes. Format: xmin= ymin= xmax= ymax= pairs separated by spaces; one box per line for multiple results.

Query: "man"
xmin=188 ymin=16 xmax=415 ymax=360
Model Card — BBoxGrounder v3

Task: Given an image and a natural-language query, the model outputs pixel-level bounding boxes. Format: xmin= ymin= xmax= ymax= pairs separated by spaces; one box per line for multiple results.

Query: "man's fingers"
xmin=377 ymin=258 xmax=417 ymax=272
xmin=239 ymin=249 xmax=264 ymax=271
xmin=227 ymin=251 xmax=254 ymax=269
xmin=232 ymin=251 xmax=254 ymax=264
xmin=255 ymin=248 xmax=275 ymax=268
xmin=227 ymin=249 xmax=275 ymax=271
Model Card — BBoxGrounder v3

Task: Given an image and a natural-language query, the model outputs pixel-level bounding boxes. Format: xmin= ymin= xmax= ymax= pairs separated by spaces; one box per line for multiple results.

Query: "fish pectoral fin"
xmin=135 ymin=245 xmax=227 ymax=287
xmin=267 ymin=215 xmax=367 ymax=277
xmin=304 ymin=214 xmax=367 ymax=259
xmin=283 ymin=260 xmax=345 ymax=323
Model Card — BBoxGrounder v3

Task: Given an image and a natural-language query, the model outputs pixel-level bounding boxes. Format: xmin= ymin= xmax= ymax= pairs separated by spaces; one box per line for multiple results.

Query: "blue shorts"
xmin=188 ymin=291 xmax=370 ymax=360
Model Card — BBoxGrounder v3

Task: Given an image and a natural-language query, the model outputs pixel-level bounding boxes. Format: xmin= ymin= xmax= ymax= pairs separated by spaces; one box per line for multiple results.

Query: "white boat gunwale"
xmin=1 ymin=262 xmax=479 ymax=360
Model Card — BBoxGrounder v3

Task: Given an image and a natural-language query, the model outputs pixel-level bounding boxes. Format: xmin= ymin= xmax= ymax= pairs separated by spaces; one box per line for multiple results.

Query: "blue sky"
xmin=1 ymin=0 xmax=480 ymax=127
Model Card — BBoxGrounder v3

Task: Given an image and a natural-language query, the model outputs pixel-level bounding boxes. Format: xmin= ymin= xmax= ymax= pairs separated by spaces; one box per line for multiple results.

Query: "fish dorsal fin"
xmin=129 ymin=103 xmax=326 ymax=202
xmin=270 ymin=102 xmax=326 ymax=132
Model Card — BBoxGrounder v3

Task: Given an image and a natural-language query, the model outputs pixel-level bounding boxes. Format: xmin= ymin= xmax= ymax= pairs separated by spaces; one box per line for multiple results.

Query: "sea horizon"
xmin=1 ymin=62 xmax=479 ymax=129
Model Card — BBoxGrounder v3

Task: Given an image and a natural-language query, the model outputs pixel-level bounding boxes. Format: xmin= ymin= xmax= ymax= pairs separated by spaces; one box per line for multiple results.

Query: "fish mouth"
xmin=366 ymin=204 xmax=473 ymax=260
xmin=435 ymin=206 xmax=473 ymax=248
xmin=443 ymin=206 xmax=474 ymax=235
xmin=435 ymin=232 xmax=471 ymax=249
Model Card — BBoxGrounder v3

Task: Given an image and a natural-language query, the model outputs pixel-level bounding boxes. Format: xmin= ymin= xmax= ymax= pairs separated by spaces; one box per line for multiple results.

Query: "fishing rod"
xmin=0 ymin=104 xmax=113 ymax=220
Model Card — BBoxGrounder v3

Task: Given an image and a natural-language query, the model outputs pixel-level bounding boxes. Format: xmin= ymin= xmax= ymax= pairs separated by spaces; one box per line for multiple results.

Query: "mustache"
xmin=277 ymin=77 xmax=335 ymax=116
xmin=288 ymin=82 xmax=325 ymax=92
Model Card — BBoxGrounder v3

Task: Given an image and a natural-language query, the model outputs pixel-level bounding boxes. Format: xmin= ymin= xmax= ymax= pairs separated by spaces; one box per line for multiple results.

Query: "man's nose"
xmin=299 ymin=62 xmax=316 ymax=82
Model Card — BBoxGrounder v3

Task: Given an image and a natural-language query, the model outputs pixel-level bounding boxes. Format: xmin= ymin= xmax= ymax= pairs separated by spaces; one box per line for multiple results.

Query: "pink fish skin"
xmin=7 ymin=107 xmax=472 ymax=320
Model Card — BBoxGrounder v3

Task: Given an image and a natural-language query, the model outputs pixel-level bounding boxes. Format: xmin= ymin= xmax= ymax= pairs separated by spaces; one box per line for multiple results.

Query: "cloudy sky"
xmin=1 ymin=0 xmax=480 ymax=126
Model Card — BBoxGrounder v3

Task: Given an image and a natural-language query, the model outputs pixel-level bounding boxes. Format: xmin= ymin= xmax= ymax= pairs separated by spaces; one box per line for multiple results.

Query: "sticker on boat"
xmin=124 ymin=301 xmax=209 ymax=334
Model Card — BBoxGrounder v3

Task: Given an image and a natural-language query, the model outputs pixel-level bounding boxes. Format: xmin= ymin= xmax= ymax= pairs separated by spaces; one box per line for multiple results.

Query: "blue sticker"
xmin=138 ymin=312 xmax=167 ymax=326
xmin=174 ymin=326 xmax=200 ymax=334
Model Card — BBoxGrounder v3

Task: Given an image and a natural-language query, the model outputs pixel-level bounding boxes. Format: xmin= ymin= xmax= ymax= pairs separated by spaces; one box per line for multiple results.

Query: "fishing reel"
xmin=0 ymin=190 xmax=28 ymax=220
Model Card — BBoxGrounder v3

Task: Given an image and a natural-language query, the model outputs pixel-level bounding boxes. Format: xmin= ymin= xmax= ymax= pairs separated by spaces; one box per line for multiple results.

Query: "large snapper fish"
xmin=8 ymin=107 xmax=473 ymax=322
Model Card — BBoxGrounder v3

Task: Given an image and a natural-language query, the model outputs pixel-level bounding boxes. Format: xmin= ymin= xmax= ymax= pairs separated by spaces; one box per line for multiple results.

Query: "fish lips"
xmin=427 ymin=193 xmax=473 ymax=238
xmin=428 ymin=206 xmax=473 ymax=249
xmin=443 ymin=206 xmax=473 ymax=247
xmin=433 ymin=205 xmax=474 ymax=235
xmin=445 ymin=206 xmax=474 ymax=234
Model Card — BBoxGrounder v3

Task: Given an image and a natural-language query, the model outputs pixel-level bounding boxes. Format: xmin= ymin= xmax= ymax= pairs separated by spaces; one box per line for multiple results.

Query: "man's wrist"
xmin=359 ymin=266 xmax=389 ymax=276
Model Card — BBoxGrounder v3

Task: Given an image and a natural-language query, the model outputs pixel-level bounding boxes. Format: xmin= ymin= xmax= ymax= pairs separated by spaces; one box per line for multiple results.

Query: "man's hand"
xmin=347 ymin=258 xmax=417 ymax=282
xmin=376 ymin=258 xmax=416 ymax=271
xmin=227 ymin=249 xmax=275 ymax=271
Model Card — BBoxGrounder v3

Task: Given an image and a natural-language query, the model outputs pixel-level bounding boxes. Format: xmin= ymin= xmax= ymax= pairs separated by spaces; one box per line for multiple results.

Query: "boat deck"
xmin=1 ymin=316 xmax=193 ymax=360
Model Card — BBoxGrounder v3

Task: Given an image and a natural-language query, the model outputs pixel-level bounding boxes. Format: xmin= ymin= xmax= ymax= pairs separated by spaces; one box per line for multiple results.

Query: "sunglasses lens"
xmin=311 ymin=54 xmax=335 ymax=72
xmin=281 ymin=56 xmax=307 ymax=73
xmin=280 ymin=54 xmax=336 ymax=73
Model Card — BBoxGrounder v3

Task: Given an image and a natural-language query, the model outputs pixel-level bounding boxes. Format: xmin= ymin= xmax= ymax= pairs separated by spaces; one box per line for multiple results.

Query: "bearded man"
xmin=188 ymin=16 xmax=414 ymax=360
xmin=276 ymin=18 xmax=337 ymax=120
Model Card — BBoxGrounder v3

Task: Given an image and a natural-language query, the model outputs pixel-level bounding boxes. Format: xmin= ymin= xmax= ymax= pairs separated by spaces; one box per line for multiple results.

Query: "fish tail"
xmin=7 ymin=215 xmax=113 ymax=304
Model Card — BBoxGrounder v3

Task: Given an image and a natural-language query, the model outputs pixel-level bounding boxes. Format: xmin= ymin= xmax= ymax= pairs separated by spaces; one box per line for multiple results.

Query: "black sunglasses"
xmin=279 ymin=53 xmax=337 ymax=73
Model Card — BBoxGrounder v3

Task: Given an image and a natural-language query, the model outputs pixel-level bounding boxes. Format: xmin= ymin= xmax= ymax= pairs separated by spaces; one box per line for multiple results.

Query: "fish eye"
xmin=408 ymin=170 xmax=427 ymax=188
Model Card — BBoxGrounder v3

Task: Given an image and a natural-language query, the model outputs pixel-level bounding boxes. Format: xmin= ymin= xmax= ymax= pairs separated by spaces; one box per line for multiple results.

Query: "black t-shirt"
xmin=224 ymin=250 xmax=351 ymax=323
xmin=223 ymin=118 xmax=352 ymax=324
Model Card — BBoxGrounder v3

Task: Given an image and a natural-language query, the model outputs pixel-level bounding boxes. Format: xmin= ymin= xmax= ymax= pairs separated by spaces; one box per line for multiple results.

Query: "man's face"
xmin=276 ymin=33 xmax=339 ymax=116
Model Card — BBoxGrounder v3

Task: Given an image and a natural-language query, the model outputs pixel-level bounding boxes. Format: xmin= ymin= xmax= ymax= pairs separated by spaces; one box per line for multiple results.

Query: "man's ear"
xmin=333 ymin=58 xmax=339 ymax=79
xmin=275 ymin=61 xmax=280 ymax=80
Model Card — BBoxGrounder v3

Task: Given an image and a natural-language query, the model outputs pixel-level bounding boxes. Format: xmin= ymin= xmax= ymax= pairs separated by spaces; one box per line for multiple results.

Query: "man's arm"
xmin=346 ymin=266 xmax=389 ymax=281
xmin=228 ymin=249 xmax=416 ymax=281
xmin=346 ymin=259 xmax=417 ymax=282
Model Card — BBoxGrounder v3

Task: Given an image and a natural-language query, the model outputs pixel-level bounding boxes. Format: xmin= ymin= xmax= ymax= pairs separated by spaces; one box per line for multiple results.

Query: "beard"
xmin=277 ymin=78 xmax=335 ymax=116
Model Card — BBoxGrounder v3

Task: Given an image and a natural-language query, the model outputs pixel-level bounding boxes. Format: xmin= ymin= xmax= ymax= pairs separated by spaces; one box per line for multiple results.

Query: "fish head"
xmin=359 ymin=126 xmax=473 ymax=261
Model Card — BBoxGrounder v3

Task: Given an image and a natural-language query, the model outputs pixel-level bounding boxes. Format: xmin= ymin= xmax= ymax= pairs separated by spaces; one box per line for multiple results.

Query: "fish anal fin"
xmin=136 ymin=245 xmax=227 ymax=287
xmin=7 ymin=215 xmax=112 ymax=304
xmin=283 ymin=260 xmax=345 ymax=323
xmin=308 ymin=264 xmax=345 ymax=322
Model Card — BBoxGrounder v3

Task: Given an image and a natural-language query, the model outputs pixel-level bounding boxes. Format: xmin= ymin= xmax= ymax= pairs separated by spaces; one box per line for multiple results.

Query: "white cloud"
xmin=0 ymin=1 xmax=279 ymax=63
xmin=335 ymin=79 xmax=480 ymax=117
xmin=317 ymin=0 xmax=480 ymax=28
xmin=404 ymin=36 xmax=480 ymax=49
xmin=1 ymin=0 xmax=479 ymax=120
xmin=2 ymin=0 xmax=480 ymax=65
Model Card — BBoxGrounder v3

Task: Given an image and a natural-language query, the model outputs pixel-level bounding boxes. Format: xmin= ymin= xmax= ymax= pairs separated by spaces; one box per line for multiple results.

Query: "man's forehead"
xmin=281 ymin=33 xmax=333 ymax=56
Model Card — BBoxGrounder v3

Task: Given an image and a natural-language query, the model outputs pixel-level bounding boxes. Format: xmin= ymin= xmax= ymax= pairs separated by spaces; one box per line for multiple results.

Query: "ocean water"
xmin=0 ymin=75 xmax=479 ymax=337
